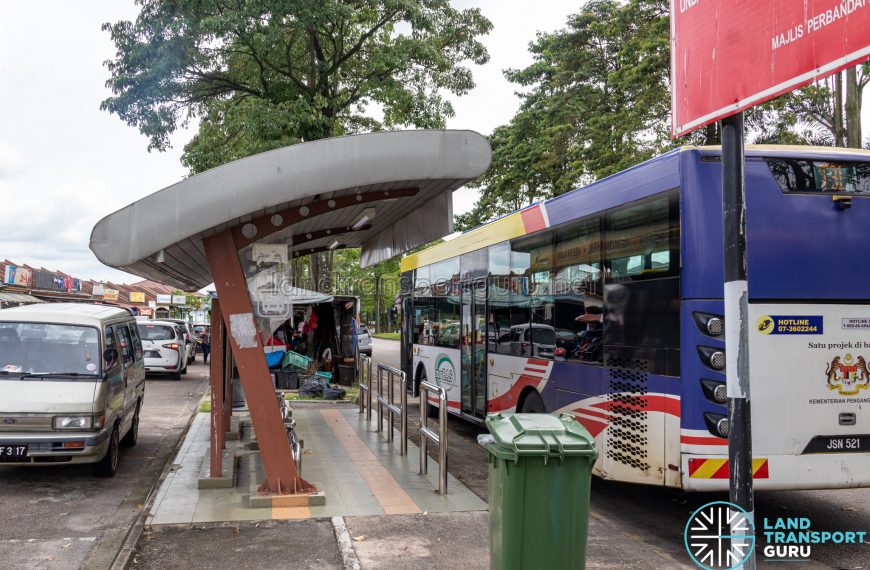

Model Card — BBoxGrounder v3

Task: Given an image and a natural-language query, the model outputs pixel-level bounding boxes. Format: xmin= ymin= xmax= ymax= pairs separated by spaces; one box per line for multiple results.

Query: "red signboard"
xmin=671 ymin=0 xmax=870 ymax=137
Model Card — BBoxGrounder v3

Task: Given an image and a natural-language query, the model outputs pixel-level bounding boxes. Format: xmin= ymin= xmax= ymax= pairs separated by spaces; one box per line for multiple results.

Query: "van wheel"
xmin=181 ymin=365 xmax=188 ymax=376
xmin=171 ymin=371 xmax=182 ymax=381
xmin=520 ymin=391 xmax=545 ymax=413
xmin=93 ymin=426 xmax=120 ymax=477
xmin=121 ymin=404 xmax=140 ymax=448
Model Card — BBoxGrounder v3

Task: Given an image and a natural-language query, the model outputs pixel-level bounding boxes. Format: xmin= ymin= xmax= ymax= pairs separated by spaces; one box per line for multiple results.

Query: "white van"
xmin=0 ymin=303 xmax=145 ymax=477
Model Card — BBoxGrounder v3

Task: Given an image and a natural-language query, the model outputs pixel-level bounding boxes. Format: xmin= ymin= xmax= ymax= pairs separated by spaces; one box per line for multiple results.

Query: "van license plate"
xmin=802 ymin=435 xmax=870 ymax=454
xmin=0 ymin=444 xmax=28 ymax=462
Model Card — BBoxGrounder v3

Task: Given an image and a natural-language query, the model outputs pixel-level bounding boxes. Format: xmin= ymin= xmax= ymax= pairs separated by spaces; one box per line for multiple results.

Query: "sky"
xmin=0 ymin=1 xmax=580 ymax=284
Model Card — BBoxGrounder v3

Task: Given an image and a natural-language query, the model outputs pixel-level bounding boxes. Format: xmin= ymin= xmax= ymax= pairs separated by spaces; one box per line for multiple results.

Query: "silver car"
xmin=138 ymin=320 xmax=188 ymax=379
xmin=358 ymin=326 xmax=372 ymax=356
xmin=0 ymin=303 xmax=145 ymax=477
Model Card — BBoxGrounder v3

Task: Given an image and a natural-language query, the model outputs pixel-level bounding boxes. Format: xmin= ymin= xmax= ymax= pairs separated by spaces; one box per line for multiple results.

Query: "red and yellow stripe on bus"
xmin=688 ymin=457 xmax=769 ymax=479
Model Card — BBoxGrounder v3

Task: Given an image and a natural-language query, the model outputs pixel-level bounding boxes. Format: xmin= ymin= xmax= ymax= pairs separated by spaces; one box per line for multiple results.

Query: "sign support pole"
xmin=721 ymin=111 xmax=755 ymax=569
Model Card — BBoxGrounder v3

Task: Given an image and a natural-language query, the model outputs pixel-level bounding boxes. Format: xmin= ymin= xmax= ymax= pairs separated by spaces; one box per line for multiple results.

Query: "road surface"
xmin=0 ymin=363 xmax=210 ymax=570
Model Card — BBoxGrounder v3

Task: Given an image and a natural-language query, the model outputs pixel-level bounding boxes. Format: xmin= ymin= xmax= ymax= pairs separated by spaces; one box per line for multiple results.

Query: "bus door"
xmin=460 ymin=279 xmax=487 ymax=420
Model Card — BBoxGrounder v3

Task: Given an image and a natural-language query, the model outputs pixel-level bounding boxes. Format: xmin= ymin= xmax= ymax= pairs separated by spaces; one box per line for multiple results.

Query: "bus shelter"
xmin=90 ymin=130 xmax=491 ymax=497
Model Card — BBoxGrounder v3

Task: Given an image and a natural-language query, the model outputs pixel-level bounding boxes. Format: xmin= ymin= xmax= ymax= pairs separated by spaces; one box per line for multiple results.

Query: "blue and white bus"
xmin=400 ymin=145 xmax=870 ymax=491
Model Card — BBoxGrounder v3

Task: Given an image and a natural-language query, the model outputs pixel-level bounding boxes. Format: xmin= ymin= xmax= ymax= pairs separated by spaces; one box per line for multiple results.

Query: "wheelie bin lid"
xmin=479 ymin=413 xmax=596 ymax=461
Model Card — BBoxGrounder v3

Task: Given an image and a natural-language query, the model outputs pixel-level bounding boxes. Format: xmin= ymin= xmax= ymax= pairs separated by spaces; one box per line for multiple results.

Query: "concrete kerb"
xmin=331 ymin=516 xmax=362 ymax=570
xmin=108 ymin=392 xmax=207 ymax=570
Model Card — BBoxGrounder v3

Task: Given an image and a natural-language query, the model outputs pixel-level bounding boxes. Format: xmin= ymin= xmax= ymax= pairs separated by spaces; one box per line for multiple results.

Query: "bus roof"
xmin=400 ymin=144 xmax=870 ymax=272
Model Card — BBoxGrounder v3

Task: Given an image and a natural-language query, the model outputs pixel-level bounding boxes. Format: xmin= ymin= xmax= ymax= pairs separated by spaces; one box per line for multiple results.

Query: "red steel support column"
xmin=204 ymin=229 xmax=313 ymax=494
xmin=223 ymin=330 xmax=233 ymax=431
xmin=209 ymin=298 xmax=225 ymax=477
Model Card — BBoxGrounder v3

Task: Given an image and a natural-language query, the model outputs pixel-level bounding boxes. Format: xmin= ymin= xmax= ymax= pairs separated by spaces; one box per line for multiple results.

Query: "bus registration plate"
xmin=802 ymin=435 xmax=869 ymax=454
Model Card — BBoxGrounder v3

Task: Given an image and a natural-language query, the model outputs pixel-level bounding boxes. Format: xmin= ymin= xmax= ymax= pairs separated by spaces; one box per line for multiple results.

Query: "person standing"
xmin=201 ymin=328 xmax=211 ymax=363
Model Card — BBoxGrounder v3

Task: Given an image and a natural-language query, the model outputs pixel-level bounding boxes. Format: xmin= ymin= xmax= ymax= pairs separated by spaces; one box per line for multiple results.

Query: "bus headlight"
xmin=706 ymin=317 xmax=724 ymax=336
xmin=697 ymin=346 xmax=726 ymax=371
xmin=700 ymin=380 xmax=728 ymax=405
xmin=693 ymin=312 xmax=724 ymax=337
xmin=704 ymin=412 xmax=729 ymax=438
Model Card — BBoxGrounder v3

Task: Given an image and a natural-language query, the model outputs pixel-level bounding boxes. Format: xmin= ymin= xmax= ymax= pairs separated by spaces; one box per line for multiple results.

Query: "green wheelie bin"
xmin=479 ymin=413 xmax=597 ymax=570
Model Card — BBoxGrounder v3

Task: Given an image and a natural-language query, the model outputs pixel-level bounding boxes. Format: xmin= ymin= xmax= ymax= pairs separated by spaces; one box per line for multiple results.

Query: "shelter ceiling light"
xmin=353 ymin=207 xmax=377 ymax=230
xmin=328 ymin=239 xmax=340 ymax=250
xmin=155 ymin=249 xmax=165 ymax=263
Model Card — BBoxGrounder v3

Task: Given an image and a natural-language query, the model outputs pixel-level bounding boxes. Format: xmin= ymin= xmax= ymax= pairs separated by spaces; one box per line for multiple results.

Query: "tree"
xmin=103 ymin=0 xmax=492 ymax=170
xmin=458 ymin=0 xmax=678 ymax=230
xmin=102 ymin=0 xmax=491 ymax=286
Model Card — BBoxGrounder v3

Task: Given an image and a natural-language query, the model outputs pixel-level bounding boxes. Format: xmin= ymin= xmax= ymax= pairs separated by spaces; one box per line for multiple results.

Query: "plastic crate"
xmin=282 ymin=351 xmax=313 ymax=370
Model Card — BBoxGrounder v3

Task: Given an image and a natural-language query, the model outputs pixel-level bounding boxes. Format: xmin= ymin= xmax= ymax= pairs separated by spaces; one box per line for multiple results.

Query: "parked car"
xmin=161 ymin=318 xmax=197 ymax=365
xmin=0 ymin=303 xmax=146 ymax=477
xmin=358 ymin=326 xmax=372 ymax=356
xmin=497 ymin=323 xmax=558 ymax=360
xmin=138 ymin=320 xmax=188 ymax=379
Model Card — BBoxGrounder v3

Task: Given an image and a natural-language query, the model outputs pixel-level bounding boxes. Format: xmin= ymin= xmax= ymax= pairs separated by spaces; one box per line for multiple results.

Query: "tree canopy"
xmin=457 ymin=0 xmax=675 ymax=231
xmin=458 ymin=0 xmax=868 ymax=231
xmin=102 ymin=0 xmax=492 ymax=173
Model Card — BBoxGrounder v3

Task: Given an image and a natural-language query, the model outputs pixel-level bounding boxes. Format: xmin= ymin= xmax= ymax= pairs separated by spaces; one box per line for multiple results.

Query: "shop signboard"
xmin=130 ymin=292 xmax=146 ymax=303
xmin=92 ymin=283 xmax=105 ymax=296
xmin=156 ymin=294 xmax=172 ymax=305
xmin=171 ymin=294 xmax=187 ymax=305
xmin=103 ymin=289 xmax=119 ymax=301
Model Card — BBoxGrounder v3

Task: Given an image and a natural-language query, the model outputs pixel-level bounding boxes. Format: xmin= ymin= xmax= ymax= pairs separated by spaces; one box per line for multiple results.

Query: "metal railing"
xmin=375 ymin=363 xmax=408 ymax=456
xmin=357 ymin=354 xmax=373 ymax=421
xmin=419 ymin=380 xmax=448 ymax=494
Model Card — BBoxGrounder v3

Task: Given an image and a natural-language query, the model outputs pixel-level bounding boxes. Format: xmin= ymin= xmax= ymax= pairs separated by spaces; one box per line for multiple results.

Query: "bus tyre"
xmin=520 ymin=391 xmax=545 ymax=413
xmin=121 ymin=403 xmax=140 ymax=448
xmin=93 ymin=426 xmax=120 ymax=477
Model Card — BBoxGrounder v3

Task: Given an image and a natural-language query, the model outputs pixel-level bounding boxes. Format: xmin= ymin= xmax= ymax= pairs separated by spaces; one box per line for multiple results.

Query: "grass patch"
xmin=199 ymin=399 xmax=211 ymax=413
xmin=373 ymin=332 xmax=400 ymax=340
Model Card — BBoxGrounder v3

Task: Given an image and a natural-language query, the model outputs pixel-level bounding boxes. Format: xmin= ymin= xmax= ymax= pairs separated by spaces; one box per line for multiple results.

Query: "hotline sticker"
xmin=86 ymin=363 xmax=97 ymax=372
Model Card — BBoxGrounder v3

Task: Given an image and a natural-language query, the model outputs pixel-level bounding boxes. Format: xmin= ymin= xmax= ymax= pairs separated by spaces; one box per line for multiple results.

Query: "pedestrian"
xmin=201 ymin=329 xmax=211 ymax=363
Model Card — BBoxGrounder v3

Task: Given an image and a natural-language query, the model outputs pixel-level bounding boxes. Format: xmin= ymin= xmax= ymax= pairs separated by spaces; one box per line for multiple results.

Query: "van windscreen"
xmin=0 ymin=323 xmax=101 ymax=376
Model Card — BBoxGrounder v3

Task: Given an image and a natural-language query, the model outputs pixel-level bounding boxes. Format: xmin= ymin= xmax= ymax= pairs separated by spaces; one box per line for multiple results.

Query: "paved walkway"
xmin=147 ymin=406 xmax=484 ymax=526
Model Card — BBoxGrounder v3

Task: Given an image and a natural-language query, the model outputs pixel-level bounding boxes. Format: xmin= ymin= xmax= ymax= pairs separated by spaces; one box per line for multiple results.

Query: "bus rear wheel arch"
xmin=518 ymin=388 xmax=545 ymax=413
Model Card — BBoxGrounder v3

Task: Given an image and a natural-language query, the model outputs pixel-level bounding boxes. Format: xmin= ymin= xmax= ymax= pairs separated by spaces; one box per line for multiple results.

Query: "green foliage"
xmin=457 ymin=0 xmax=678 ymax=231
xmin=102 ymin=0 xmax=492 ymax=173
xmin=459 ymin=0 xmax=867 ymax=231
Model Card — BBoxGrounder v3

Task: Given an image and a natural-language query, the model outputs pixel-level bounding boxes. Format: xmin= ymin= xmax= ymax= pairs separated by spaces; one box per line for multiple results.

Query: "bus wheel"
xmin=520 ymin=391 xmax=545 ymax=413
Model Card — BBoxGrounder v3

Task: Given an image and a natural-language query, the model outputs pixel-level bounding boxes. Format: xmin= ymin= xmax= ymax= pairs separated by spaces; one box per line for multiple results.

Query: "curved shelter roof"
xmin=90 ymin=130 xmax=491 ymax=291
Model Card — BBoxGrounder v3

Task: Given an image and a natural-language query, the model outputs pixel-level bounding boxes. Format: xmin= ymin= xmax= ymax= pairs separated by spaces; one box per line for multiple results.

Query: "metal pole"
xmin=400 ymin=372 xmax=408 ymax=456
xmin=721 ymin=111 xmax=755 ymax=570
xmin=386 ymin=370 xmax=395 ymax=443
xmin=366 ymin=356 xmax=372 ymax=421
xmin=438 ymin=391 xmax=448 ymax=494
xmin=376 ymin=365 xmax=383 ymax=433
xmin=358 ymin=355 xmax=365 ymax=415
xmin=420 ymin=386 xmax=428 ymax=475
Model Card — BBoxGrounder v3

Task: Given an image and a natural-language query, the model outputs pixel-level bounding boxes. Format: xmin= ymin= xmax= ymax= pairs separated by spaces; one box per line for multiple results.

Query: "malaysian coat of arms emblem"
xmin=826 ymin=353 xmax=870 ymax=396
